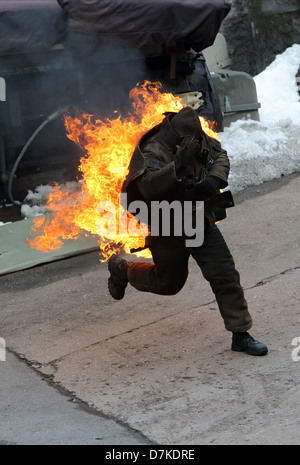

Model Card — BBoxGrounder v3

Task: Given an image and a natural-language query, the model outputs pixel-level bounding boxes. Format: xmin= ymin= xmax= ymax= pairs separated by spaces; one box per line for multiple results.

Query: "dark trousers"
xmin=127 ymin=225 xmax=253 ymax=332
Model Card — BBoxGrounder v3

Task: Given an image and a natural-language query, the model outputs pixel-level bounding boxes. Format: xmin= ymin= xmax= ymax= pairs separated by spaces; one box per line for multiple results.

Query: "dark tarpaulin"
xmin=0 ymin=0 xmax=66 ymax=55
xmin=0 ymin=0 xmax=231 ymax=55
xmin=58 ymin=0 xmax=231 ymax=52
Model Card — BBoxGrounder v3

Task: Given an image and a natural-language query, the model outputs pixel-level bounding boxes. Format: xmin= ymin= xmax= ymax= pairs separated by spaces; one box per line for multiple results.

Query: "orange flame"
xmin=26 ymin=81 xmax=219 ymax=261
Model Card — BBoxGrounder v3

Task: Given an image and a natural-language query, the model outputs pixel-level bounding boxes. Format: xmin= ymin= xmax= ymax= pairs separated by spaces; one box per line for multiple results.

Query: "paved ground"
xmin=0 ymin=351 xmax=150 ymax=445
xmin=0 ymin=173 xmax=299 ymax=445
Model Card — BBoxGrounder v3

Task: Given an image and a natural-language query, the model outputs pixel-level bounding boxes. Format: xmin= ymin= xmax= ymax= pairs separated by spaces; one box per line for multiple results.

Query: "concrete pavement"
xmin=0 ymin=351 xmax=151 ymax=445
xmin=0 ymin=173 xmax=299 ymax=445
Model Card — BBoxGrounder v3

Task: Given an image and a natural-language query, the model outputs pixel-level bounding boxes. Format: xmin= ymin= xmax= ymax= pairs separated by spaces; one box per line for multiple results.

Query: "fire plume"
xmin=26 ymin=81 xmax=219 ymax=262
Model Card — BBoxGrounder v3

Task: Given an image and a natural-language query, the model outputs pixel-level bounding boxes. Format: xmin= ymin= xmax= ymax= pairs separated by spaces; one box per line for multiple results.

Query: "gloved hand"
xmin=194 ymin=175 xmax=221 ymax=200
xmin=174 ymin=136 xmax=201 ymax=180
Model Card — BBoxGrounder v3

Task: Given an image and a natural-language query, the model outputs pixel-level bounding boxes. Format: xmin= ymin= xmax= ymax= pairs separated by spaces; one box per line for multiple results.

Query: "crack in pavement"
xmin=10 ymin=264 xmax=298 ymax=442
xmin=246 ymin=265 xmax=300 ymax=290
xmin=25 ymin=264 xmax=300 ymax=370
xmin=7 ymin=349 xmax=154 ymax=445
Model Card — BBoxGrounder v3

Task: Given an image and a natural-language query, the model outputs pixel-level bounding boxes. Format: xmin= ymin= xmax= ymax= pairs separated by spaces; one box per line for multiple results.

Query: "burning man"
xmin=108 ymin=106 xmax=268 ymax=356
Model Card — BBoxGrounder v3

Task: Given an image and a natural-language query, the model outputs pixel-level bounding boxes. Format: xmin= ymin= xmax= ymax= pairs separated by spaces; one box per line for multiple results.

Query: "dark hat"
xmin=170 ymin=106 xmax=203 ymax=139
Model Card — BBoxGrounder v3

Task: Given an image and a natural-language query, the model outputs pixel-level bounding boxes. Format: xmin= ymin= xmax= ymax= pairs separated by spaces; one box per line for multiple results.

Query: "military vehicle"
xmin=0 ymin=0 xmax=260 ymax=205
xmin=202 ymin=33 xmax=261 ymax=125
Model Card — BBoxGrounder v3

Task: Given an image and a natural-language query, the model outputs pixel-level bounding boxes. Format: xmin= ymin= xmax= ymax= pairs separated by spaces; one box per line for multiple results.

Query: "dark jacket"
xmin=122 ymin=107 xmax=230 ymax=227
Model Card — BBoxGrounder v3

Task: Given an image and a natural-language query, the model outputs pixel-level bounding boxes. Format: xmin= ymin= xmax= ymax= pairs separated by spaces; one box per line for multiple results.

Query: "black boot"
xmin=231 ymin=332 xmax=268 ymax=356
xmin=108 ymin=255 xmax=129 ymax=300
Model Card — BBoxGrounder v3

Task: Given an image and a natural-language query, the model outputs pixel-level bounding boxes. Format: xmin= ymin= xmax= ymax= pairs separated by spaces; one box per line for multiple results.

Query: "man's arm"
xmin=136 ymin=161 xmax=183 ymax=201
xmin=206 ymin=147 xmax=230 ymax=188
xmin=184 ymin=144 xmax=230 ymax=201
xmin=136 ymin=137 xmax=230 ymax=202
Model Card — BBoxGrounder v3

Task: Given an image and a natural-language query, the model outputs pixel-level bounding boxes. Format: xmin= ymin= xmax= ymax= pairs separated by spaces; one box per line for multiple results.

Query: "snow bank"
xmin=254 ymin=43 xmax=300 ymax=126
xmin=21 ymin=182 xmax=79 ymax=218
xmin=21 ymin=185 xmax=52 ymax=218
xmin=221 ymin=43 xmax=300 ymax=193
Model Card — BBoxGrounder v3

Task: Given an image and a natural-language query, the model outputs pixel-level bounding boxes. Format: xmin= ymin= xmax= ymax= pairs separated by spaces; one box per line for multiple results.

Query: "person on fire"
xmin=107 ymin=106 xmax=268 ymax=356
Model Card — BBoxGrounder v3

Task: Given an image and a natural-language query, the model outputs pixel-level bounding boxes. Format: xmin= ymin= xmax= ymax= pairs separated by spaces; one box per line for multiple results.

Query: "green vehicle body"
xmin=203 ymin=33 xmax=261 ymax=127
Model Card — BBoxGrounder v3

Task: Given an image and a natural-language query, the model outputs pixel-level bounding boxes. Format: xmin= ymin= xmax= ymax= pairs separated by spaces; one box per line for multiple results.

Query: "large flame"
xmin=27 ymin=81 xmax=219 ymax=262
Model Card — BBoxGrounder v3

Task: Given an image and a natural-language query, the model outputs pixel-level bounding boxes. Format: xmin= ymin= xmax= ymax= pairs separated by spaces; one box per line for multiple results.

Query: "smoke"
xmin=66 ymin=33 xmax=148 ymax=118
xmin=0 ymin=2 xmax=148 ymax=198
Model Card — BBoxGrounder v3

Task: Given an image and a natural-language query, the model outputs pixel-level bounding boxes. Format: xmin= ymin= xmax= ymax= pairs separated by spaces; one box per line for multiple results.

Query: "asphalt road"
xmin=0 ymin=173 xmax=299 ymax=445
